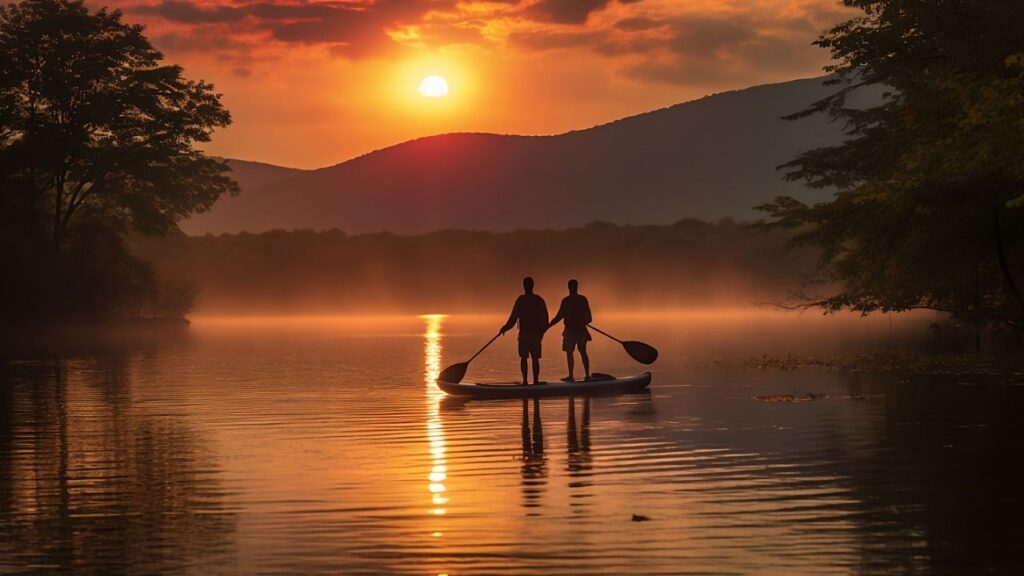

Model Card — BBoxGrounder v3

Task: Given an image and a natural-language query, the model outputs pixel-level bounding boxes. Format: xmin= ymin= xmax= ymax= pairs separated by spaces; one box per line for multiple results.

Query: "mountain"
xmin=218 ymin=159 xmax=306 ymax=190
xmin=183 ymin=76 xmax=855 ymax=235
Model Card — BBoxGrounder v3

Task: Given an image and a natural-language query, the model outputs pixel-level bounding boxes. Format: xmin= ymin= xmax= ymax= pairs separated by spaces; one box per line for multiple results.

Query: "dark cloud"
xmin=665 ymin=16 xmax=756 ymax=55
xmin=523 ymin=0 xmax=609 ymax=25
xmin=132 ymin=0 xmax=850 ymax=87
xmin=151 ymin=30 xmax=252 ymax=53
xmin=507 ymin=29 xmax=604 ymax=50
xmin=618 ymin=13 xmax=831 ymax=85
xmin=135 ymin=0 xmax=246 ymax=24
xmin=133 ymin=0 xmax=457 ymax=56
xmin=593 ymin=34 xmax=657 ymax=57
xmin=512 ymin=8 xmax=843 ymax=86
xmin=614 ymin=16 xmax=664 ymax=31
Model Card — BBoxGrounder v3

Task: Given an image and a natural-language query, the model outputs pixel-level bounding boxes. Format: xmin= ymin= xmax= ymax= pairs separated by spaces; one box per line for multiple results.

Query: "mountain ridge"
xmin=184 ymin=76 xmax=851 ymax=235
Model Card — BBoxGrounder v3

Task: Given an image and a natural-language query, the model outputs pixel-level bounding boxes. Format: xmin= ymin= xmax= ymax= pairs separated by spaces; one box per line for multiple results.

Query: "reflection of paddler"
xmin=581 ymin=398 xmax=591 ymax=453
xmin=533 ymin=398 xmax=544 ymax=454
xmin=568 ymin=398 xmax=578 ymax=454
xmin=521 ymin=399 xmax=546 ymax=458
xmin=567 ymin=398 xmax=592 ymax=476
xmin=500 ymin=277 xmax=549 ymax=385
xmin=520 ymin=399 xmax=547 ymax=510
xmin=549 ymin=279 xmax=593 ymax=381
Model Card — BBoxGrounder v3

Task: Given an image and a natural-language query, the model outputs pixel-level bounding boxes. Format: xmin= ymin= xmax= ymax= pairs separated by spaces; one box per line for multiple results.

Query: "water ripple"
xmin=2 ymin=315 xmax=1023 ymax=574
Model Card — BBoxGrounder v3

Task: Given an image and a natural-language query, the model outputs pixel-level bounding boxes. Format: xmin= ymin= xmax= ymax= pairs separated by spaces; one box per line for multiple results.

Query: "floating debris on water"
xmin=753 ymin=393 xmax=873 ymax=403
xmin=745 ymin=353 xmax=1024 ymax=379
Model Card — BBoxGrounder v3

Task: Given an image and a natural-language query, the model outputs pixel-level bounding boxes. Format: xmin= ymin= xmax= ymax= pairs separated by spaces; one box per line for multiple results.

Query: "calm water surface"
xmin=2 ymin=312 xmax=1023 ymax=575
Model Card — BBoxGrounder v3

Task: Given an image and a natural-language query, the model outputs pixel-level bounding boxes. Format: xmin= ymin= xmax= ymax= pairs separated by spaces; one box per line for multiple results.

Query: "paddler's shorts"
xmin=562 ymin=330 xmax=591 ymax=352
xmin=518 ymin=334 xmax=542 ymax=359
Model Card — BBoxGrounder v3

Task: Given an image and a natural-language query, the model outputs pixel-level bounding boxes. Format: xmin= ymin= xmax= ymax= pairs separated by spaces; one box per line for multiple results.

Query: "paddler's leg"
xmin=526 ymin=337 xmax=542 ymax=385
xmin=518 ymin=337 xmax=530 ymax=385
xmin=579 ymin=340 xmax=590 ymax=380
xmin=561 ymin=336 xmax=575 ymax=382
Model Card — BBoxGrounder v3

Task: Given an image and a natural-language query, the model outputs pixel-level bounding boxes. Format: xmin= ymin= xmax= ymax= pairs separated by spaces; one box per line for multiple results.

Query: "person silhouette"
xmin=548 ymin=279 xmax=592 ymax=381
xmin=500 ymin=277 xmax=549 ymax=385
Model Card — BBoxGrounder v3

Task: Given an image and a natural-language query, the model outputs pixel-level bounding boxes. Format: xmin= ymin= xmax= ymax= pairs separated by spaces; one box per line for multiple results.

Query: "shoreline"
xmin=0 ymin=317 xmax=191 ymax=360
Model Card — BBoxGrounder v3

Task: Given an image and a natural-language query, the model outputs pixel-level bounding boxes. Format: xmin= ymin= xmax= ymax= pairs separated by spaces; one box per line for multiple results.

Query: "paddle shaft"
xmin=588 ymin=324 xmax=623 ymax=344
xmin=467 ymin=333 xmax=502 ymax=363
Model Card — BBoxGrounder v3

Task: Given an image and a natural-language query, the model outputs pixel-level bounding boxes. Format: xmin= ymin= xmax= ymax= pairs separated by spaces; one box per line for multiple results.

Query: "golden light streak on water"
xmin=423 ymin=314 xmax=448 ymax=523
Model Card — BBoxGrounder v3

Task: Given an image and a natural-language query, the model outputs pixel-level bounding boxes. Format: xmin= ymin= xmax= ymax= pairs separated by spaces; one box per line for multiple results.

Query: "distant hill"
xmin=184 ymin=76 xmax=856 ymax=235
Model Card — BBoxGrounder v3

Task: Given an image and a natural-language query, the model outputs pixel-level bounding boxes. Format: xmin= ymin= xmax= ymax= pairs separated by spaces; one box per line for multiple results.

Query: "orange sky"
xmin=113 ymin=0 xmax=854 ymax=168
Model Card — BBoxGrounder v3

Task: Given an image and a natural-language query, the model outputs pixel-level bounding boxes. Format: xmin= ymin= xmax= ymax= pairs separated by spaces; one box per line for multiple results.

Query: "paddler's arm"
xmin=547 ymin=301 xmax=564 ymax=330
xmin=500 ymin=300 xmax=519 ymax=335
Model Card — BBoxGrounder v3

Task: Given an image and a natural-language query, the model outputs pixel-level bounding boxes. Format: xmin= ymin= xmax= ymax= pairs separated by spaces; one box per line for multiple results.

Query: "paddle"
xmin=588 ymin=325 xmax=659 ymax=365
xmin=436 ymin=332 xmax=502 ymax=384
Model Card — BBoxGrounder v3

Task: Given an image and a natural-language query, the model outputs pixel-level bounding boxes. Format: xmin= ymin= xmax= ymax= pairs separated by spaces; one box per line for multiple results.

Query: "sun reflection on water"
xmin=423 ymin=314 xmax=448 ymax=521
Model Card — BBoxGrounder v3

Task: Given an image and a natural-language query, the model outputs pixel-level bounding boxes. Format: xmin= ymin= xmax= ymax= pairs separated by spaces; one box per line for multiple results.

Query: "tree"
xmin=0 ymin=0 xmax=237 ymax=320
xmin=759 ymin=0 xmax=1024 ymax=338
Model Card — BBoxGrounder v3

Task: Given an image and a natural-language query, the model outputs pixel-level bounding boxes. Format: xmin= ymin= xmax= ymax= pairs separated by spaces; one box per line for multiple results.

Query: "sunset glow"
xmin=115 ymin=0 xmax=853 ymax=168
xmin=6 ymin=0 xmax=1023 ymax=572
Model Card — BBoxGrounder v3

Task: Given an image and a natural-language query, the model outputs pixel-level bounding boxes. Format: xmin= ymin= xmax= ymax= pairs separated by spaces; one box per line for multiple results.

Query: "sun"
xmin=418 ymin=75 xmax=449 ymax=98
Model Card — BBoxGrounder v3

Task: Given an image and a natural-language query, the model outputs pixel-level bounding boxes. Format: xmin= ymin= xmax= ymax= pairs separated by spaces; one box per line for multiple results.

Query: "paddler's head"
xmin=523 ymin=276 xmax=535 ymax=294
xmin=568 ymin=279 xmax=579 ymax=295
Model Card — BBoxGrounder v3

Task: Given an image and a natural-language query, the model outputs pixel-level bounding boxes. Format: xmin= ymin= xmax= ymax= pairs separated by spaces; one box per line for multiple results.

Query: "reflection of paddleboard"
xmin=436 ymin=372 xmax=651 ymax=399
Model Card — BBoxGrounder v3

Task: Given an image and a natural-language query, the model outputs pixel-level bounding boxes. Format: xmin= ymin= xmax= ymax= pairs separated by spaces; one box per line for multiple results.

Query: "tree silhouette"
xmin=0 ymin=0 xmax=236 ymax=321
xmin=760 ymin=0 xmax=1024 ymax=339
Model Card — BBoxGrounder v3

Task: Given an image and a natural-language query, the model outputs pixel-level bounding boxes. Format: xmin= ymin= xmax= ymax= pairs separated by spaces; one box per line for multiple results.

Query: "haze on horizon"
xmin=114 ymin=0 xmax=854 ymax=168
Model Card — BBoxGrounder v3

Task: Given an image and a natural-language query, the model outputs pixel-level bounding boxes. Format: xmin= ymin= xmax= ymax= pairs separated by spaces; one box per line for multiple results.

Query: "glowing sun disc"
xmin=418 ymin=75 xmax=449 ymax=98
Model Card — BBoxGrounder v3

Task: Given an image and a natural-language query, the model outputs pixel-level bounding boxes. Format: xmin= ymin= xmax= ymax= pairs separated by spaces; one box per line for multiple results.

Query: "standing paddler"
xmin=500 ymin=277 xmax=550 ymax=385
xmin=549 ymin=279 xmax=593 ymax=381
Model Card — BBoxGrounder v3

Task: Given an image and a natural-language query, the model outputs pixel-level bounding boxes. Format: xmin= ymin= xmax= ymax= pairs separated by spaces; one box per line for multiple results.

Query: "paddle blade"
xmin=437 ymin=362 xmax=469 ymax=384
xmin=623 ymin=341 xmax=659 ymax=365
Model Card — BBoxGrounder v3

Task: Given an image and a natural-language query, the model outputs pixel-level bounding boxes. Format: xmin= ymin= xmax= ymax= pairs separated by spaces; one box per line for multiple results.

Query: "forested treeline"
xmin=133 ymin=219 xmax=817 ymax=313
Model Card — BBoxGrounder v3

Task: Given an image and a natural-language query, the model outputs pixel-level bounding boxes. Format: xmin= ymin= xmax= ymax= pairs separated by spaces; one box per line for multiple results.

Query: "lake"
xmin=2 ymin=312 xmax=1023 ymax=575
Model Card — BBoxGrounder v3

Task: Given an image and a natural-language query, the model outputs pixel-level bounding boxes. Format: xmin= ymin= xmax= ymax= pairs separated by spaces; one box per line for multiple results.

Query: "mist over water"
xmin=133 ymin=220 xmax=818 ymax=316
xmin=2 ymin=312 xmax=1022 ymax=575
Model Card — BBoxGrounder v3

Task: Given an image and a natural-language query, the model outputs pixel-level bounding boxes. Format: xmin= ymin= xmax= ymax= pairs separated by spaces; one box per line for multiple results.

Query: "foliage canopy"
xmin=0 ymin=0 xmax=236 ymax=321
xmin=760 ymin=0 xmax=1024 ymax=334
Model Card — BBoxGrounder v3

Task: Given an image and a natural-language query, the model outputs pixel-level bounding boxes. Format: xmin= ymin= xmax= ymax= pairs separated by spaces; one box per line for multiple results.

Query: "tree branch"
xmin=60 ymin=172 xmax=108 ymax=234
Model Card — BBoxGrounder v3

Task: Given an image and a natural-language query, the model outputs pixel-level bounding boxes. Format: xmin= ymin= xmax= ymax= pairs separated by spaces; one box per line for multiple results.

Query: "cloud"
xmin=134 ymin=0 xmax=246 ymax=23
xmin=131 ymin=0 xmax=459 ymax=56
xmin=129 ymin=0 xmax=852 ymax=87
xmin=151 ymin=29 xmax=253 ymax=54
xmin=613 ymin=16 xmax=664 ymax=31
xmin=522 ymin=0 xmax=609 ymax=24
xmin=509 ymin=3 xmax=853 ymax=86
xmin=507 ymin=29 xmax=604 ymax=50
xmin=664 ymin=16 xmax=756 ymax=55
xmin=647 ymin=10 xmax=844 ymax=83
